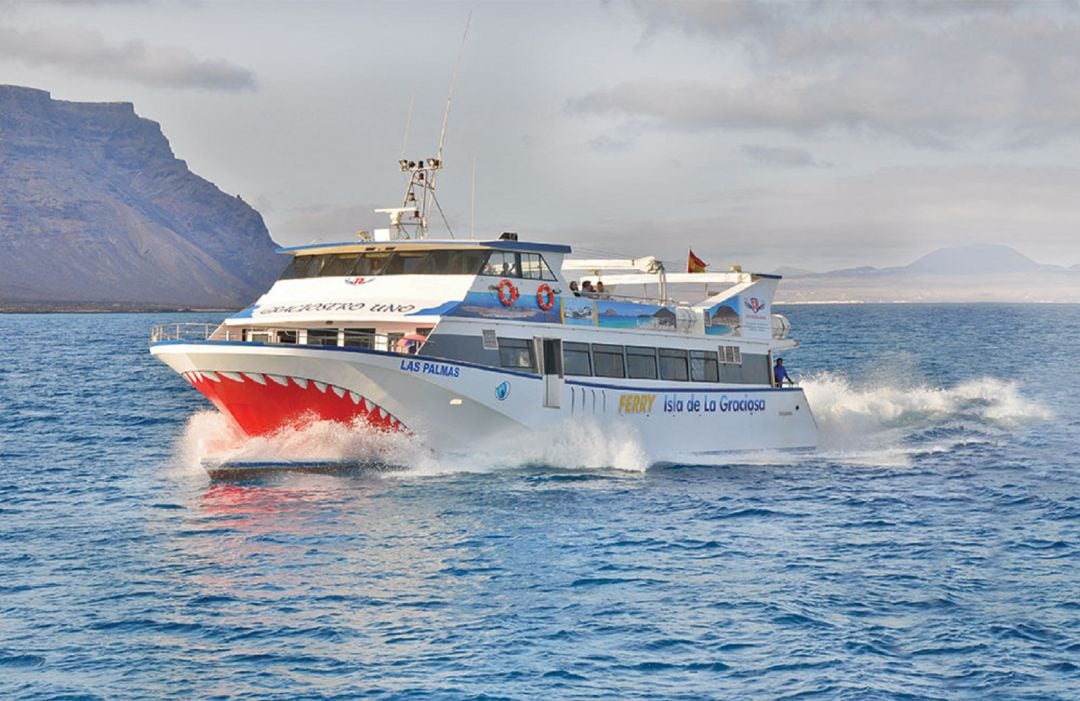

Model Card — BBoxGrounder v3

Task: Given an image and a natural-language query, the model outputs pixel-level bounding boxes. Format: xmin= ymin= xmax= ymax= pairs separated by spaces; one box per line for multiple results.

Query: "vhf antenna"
xmin=438 ymin=10 xmax=471 ymax=162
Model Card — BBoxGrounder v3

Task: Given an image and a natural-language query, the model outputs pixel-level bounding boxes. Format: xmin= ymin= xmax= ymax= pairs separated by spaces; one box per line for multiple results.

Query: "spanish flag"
xmin=687 ymin=248 xmax=708 ymax=273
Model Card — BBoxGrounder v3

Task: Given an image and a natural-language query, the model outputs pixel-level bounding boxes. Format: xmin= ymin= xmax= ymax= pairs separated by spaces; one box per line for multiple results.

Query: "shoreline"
xmin=0 ymin=304 xmax=238 ymax=314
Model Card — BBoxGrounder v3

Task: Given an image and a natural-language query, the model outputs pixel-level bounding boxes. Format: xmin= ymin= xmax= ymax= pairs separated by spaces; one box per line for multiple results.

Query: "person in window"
xmin=581 ymin=280 xmax=597 ymax=297
xmin=569 ymin=281 xmax=581 ymax=297
xmin=773 ymin=357 xmax=795 ymax=386
xmin=596 ymin=281 xmax=610 ymax=299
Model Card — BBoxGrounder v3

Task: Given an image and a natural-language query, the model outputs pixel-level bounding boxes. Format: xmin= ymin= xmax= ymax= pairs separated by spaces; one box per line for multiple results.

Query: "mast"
xmin=374 ymin=13 xmax=471 ymax=241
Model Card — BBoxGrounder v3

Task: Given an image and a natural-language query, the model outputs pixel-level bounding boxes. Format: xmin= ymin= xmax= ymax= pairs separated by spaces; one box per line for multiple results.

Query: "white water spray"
xmin=800 ymin=372 xmax=1052 ymax=460
xmin=171 ymin=411 xmax=650 ymax=477
xmin=170 ymin=374 xmax=1048 ymax=476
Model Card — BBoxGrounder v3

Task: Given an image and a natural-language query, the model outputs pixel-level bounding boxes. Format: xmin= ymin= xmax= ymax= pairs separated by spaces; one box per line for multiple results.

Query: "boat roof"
xmin=276 ymin=239 xmax=572 ymax=256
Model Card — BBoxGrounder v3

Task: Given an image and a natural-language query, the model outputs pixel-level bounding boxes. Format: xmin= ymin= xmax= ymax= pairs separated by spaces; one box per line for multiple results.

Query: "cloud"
xmin=588 ymin=134 xmax=634 ymax=152
xmin=741 ymin=144 xmax=829 ymax=168
xmin=631 ymin=0 xmax=784 ymax=39
xmin=0 ymin=22 xmax=255 ymax=91
xmin=555 ymin=164 xmax=1080 ymax=270
xmin=576 ymin=3 xmax=1080 ymax=148
xmin=270 ymin=203 xmax=387 ymax=245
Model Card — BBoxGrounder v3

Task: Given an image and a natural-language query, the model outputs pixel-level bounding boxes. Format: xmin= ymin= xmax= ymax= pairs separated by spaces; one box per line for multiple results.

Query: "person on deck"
xmin=569 ymin=281 xmax=581 ymax=297
xmin=773 ymin=357 xmax=794 ymax=386
xmin=581 ymin=280 xmax=597 ymax=297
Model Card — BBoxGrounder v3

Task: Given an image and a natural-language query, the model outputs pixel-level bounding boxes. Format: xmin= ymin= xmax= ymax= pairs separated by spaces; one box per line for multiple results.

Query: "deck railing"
xmin=150 ymin=322 xmax=220 ymax=343
xmin=149 ymin=324 xmax=425 ymax=353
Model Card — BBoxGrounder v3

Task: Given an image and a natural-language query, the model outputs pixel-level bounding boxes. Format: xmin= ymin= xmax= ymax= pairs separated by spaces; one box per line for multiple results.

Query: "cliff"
xmin=0 ymin=85 xmax=282 ymax=309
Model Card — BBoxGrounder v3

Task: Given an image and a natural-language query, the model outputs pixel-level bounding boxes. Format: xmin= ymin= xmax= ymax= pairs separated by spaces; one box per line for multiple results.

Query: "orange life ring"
xmin=536 ymin=284 xmax=555 ymax=311
xmin=497 ymin=278 xmax=519 ymax=307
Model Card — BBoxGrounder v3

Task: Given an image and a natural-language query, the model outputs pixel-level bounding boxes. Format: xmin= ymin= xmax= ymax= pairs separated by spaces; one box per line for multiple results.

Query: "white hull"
xmin=152 ymin=341 xmax=818 ymax=458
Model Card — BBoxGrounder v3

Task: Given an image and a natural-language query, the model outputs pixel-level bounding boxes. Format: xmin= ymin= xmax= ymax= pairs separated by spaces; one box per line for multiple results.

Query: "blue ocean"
xmin=1 ymin=305 xmax=1076 ymax=700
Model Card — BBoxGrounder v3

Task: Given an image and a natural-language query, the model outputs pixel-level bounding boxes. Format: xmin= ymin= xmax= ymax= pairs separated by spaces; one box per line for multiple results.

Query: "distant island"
xmin=2 ymin=84 xmax=1077 ymax=310
xmin=773 ymin=244 xmax=1080 ymax=303
xmin=0 ymin=85 xmax=281 ymax=311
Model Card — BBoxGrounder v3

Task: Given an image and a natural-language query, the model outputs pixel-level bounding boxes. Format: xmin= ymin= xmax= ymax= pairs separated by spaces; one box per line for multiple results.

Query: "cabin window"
xmin=626 ymin=346 xmax=658 ymax=380
xmin=519 ymin=253 xmax=557 ymax=281
xmin=483 ymin=251 xmax=519 ymax=277
xmin=690 ymin=350 xmax=719 ymax=382
xmin=276 ymin=330 xmax=298 ymax=345
xmin=382 ymin=251 xmax=428 ymax=275
xmin=563 ymin=341 xmax=592 ymax=376
xmin=343 ymin=328 xmax=376 ymax=349
xmin=279 ymin=254 xmax=331 ymax=280
xmin=659 ymin=348 xmax=689 ymax=381
xmin=282 ymin=249 xmax=494 ymax=279
xmin=419 ymin=250 xmax=489 ymax=275
xmin=480 ymin=250 xmax=556 ymax=280
xmin=592 ymin=344 xmax=625 ymax=379
xmin=352 ymin=252 xmax=391 ymax=276
xmin=307 ymin=329 xmax=339 ymax=347
xmin=321 ymin=253 xmax=360 ymax=277
xmin=719 ymin=345 xmax=743 ymax=365
xmin=498 ymin=338 xmax=536 ymax=371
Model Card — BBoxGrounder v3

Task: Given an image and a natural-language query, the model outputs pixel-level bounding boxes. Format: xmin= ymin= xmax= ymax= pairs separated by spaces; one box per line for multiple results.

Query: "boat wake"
xmin=795 ymin=372 xmax=1052 ymax=466
xmin=170 ymin=374 xmax=1049 ymax=477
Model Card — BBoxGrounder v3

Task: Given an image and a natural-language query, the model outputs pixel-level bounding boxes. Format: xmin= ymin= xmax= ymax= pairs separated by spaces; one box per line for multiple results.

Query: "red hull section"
xmin=183 ymin=370 xmax=406 ymax=437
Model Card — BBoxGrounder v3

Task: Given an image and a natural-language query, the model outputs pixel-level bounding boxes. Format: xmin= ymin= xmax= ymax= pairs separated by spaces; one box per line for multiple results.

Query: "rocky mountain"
xmin=0 ymin=85 xmax=282 ymax=309
xmin=898 ymin=244 xmax=1044 ymax=275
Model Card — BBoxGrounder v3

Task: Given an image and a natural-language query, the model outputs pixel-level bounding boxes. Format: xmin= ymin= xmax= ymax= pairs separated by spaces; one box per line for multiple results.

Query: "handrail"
xmin=149 ymin=323 xmax=426 ymax=353
xmin=149 ymin=323 xmax=218 ymax=343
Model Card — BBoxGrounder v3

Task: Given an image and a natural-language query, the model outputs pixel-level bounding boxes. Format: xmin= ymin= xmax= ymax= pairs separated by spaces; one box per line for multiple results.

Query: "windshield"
xmin=279 ymin=250 xmax=490 ymax=280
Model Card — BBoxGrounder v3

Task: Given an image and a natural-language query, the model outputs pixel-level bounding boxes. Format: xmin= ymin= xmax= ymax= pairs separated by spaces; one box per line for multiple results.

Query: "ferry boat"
xmin=150 ymin=156 xmax=818 ymax=465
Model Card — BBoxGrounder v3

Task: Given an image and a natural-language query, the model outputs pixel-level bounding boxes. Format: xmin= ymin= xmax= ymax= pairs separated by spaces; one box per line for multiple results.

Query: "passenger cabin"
xmin=208 ymin=237 xmax=794 ymax=388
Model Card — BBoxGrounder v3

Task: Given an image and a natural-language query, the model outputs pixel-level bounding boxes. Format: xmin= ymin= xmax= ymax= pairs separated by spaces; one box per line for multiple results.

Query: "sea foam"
xmin=800 ymin=372 xmax=1052 ymax=461
xmin=171 ymin=374 xmax=1049 ymax=475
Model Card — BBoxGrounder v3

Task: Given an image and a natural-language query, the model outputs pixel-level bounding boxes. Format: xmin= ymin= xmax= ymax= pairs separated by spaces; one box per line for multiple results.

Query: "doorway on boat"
xmin=539 ymin=338 xmax=563 ymax=409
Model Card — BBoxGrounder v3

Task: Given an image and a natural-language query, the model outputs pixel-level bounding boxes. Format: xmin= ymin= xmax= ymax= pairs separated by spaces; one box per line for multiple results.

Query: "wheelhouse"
xmin=275 ymin=240 xmax=566 ymax=283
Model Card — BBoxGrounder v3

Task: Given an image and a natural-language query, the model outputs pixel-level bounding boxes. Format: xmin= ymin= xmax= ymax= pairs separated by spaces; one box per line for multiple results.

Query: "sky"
xmin=3 ymin=0 xmax=1080 ymax=272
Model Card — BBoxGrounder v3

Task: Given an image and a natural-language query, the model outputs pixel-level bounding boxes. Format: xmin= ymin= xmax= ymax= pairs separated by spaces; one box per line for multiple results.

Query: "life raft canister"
xmin=536 ymin=283 xmax=555 ymax=311
xmin=497 ymin=278 xmax=519 ymax=307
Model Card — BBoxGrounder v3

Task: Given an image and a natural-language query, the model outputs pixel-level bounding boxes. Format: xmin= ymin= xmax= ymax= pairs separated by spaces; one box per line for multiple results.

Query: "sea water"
xmin=0 ymin=305 xmax=1076 ymax=699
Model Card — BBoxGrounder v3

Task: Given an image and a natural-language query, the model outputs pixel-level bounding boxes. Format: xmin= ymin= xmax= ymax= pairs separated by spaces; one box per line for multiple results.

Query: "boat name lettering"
xmin=399 ymin=359 xmax=460 ymax=378
xmin=618 ymin=394 xmax=656 ymax=415
xmin=662 ymin=394 xmax=766 ymax=414
xmin=369 ymin=303 xmax=417 ymax=313
xmin=253 ymin=301 xmax=417 ymax=315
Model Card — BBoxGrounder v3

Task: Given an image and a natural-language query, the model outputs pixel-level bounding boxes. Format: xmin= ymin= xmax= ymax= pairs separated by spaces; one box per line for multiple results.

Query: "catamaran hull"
xmin=151 ymin=341 xmax=818 ymax=458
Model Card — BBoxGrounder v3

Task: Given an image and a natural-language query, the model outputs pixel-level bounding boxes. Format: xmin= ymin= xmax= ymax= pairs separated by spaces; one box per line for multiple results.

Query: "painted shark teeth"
xmin=185 ymin=370 xmax=406 ymax=434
